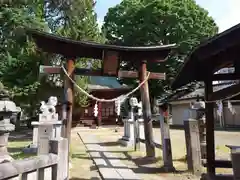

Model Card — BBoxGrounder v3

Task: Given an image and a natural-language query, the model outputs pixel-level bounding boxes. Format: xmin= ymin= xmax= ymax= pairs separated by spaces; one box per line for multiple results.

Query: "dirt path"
xmin=76 ymin=127 xmax=199 ymax=180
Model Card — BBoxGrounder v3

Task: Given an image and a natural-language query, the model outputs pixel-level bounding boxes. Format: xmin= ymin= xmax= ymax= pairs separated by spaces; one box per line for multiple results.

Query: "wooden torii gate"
xmin=28 ymin=29 xmax=176 ymax=158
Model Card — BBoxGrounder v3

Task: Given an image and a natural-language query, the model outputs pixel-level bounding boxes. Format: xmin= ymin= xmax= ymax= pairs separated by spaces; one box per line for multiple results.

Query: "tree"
xmin=45 ymin=0 xmax=105 ymax=106
xmin=0 ymin=1 xmax=48 ymax=109
xmin=103 ymin=0 xmax=218 ymax=98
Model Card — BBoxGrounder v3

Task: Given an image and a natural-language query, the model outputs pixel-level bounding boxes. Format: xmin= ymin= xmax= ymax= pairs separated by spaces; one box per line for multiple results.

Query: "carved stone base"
xmin=22 ymin=143 xmax=38 ymax=154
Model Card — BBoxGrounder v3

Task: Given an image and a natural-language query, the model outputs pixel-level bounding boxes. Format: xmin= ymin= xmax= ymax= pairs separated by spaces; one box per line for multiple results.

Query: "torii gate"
xmin=28 ymin=29 xmax=176 ymax=158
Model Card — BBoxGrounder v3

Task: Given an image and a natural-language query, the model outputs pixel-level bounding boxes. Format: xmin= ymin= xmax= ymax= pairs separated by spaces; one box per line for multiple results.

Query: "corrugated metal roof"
xmin=171 ymin=83 xmax=235 ymax=101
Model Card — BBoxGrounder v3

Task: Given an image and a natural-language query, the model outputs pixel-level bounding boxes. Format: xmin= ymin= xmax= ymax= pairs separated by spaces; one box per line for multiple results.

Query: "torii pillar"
xmin=139 ymin=61 xmax=155 ymax=158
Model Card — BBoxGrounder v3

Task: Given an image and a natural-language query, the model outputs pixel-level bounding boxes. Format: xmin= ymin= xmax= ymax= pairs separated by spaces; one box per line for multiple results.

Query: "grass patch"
xmin=216 ymin=145 xmax=230 ymax=153
xmin=8 ymin=140 xmax=35 ymax=160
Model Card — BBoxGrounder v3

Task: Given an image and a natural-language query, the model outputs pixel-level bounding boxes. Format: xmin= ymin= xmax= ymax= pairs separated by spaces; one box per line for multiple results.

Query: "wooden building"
xmin=161 ymin=82 xmax=240 ymax=128
xmin=172 ymin=23 xmax=240 ymax=179
xmin=73 ymin=76 xmax=130 ymax=127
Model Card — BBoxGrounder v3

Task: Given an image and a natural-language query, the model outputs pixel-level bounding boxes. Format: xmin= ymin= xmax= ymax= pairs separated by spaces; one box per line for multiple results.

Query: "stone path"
xmin=79 ymin=132 xmax=141 ymax=180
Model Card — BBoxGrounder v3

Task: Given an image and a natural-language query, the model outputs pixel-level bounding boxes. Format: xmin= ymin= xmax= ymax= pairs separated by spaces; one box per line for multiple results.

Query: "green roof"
xmin=88 ymin=76 xmax=129 ymax=90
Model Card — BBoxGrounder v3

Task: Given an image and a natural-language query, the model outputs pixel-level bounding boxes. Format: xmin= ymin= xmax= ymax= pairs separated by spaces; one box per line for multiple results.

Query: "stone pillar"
xmin=138 ymin=118 xmax=145 ymax=140
xmin=159 ymin=113 xmax=175 ymax=172
xmin=32 ymin=121 xmax=39 ymax=147
xmin=122 ymin=118 xmax=130 ymax=141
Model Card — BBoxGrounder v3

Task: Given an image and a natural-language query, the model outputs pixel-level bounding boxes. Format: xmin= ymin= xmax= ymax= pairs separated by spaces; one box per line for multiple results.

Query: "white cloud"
xmin=97 ymin=18 xmax=104 ymax=29
xmin=196 ymin=0 xmax=240 ymax=32
xmin=216 ymin=0 xmax=240 ymax=32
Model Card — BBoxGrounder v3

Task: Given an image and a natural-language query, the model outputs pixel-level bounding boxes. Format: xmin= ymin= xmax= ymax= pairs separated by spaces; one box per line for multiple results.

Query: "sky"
xmin=95 ymin=0 xmax=240 ymax=33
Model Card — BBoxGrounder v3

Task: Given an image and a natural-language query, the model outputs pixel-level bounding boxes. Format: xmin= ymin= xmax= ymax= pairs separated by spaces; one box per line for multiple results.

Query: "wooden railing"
xmin=0 ymin=139 xmax=68 ymax=180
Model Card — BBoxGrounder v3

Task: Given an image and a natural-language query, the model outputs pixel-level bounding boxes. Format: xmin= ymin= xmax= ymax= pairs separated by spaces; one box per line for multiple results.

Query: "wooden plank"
xmin=39 ymin=65 xmax=166 ymax=80
xmin=64 ymin=59 xmax=75 ymax=180
xmin=39 ymin=65 xmax=61 ymax=74
xmin=209 ymin=83 xmax=240 ymax=102
xmin=103 ymin=51 xmax=119 ymax=76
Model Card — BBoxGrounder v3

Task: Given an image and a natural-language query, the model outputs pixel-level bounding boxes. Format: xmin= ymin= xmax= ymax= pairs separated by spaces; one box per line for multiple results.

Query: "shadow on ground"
xmin=72 ymin=148 xmax=188 ymax=175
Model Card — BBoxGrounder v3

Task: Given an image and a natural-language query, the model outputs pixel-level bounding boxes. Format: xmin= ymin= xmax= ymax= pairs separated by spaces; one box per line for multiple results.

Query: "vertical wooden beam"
xmin=64 ymin=59 xmax=75 ymax=179
xmin=138 ymin=61 xmax=155 ymax=157
xmin=65 ymin=59 xmax=75 ymax=141
xmin=204 ymin=79 xmax=215 ymax=175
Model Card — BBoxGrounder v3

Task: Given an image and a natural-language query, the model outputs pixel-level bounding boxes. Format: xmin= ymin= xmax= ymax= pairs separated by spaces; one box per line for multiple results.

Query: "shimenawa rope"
xmin=61 ymin=65 xmax=151 ymax=102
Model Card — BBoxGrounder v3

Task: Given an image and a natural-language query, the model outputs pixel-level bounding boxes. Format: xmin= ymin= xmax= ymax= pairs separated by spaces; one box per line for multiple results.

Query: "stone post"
xmin=159 ymin=112 xmax=175 ymax=172
xmin=23 ymin=96 xmax=62 ymax=154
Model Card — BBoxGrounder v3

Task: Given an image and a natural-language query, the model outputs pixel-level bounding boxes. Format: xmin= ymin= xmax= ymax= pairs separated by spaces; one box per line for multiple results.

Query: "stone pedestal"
xmin=119 ymin=118 xmax=135 ymax=146
xmin=23 ymin=113 xmax=62 ymax=154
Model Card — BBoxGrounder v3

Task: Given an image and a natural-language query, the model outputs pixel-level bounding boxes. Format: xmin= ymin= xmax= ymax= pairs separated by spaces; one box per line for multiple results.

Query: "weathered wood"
xmin=103 ymin=51 xmax=119 ymax=76
xmin=184 ymin=119 xmax=202 ymax=175
xmin=39 ymin=65 xmax=61 ymax=74
xmin=205 ymin=80 xmax=215 ymax=175
xmin=0 ymin=154 xmax=58 ymax=179
xmin=160 ymin=113 xmax=174 ymax=171
xmin=209 ymin=83 xmax=240 ymax=102
xmin=39 ymin=65 xmax=166 ymax=80
xmin=139 ymin=61 xmax=155 ymax=157
xmin=65 ymin=59 xmax=75 ymax=141
xmin=64 ymin=59 xmax=74 ymax=180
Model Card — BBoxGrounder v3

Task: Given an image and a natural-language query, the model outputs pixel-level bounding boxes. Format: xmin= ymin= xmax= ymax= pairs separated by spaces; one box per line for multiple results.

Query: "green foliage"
xmin=45 ymin=0 xmax=105 ymax=106
xmin=0 ymin=1 xmax=47 ymax=108
xmin=0 ymin=0 xmax=105 ymax=111
xmin=103 ymin=0 xmax=218 ymax=98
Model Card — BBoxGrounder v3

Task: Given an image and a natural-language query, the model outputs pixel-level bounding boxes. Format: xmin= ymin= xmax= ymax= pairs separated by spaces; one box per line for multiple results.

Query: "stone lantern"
xmin=0 ymin=88 xmax=19 ymax=163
